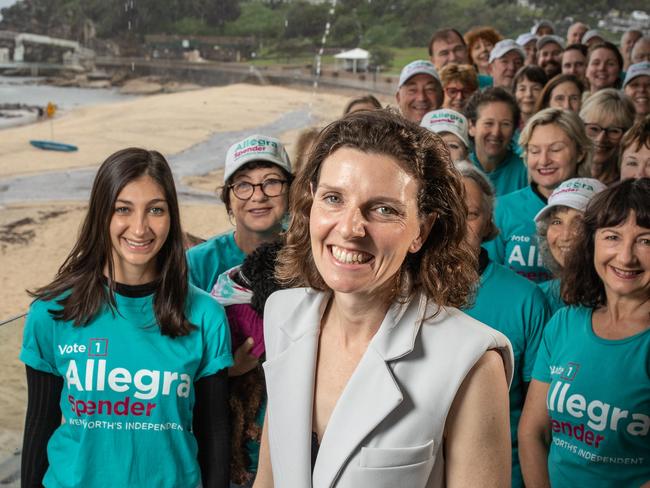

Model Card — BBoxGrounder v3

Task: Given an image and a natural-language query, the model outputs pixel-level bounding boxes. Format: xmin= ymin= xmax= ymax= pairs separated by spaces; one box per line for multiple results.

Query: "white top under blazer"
xmin=263 ymin=288 xmax=514 ymax=488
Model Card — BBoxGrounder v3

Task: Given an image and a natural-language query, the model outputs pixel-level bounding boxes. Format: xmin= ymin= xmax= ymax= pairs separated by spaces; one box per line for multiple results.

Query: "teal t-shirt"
xmin=478 ymin=73 xmax=493 ymax=89
xmin=469 ymin=149 xmax=528 ymax=197
xmin=20 ymin=285 xmax=233 ymax=488
xmin=539 ymin=278 xmax=565 ymax=315
xmin=511 ymin=129 xmax=524 ymax=158
xmin=186 ymin=230 xmax=246 ymax=293
xmin=532 ymin=306 xmax=650 ymax=487
xmin=464 ymin=259 xmax=550 ymax=488
xmin=484 ymin=184 xmax=553 ymax=283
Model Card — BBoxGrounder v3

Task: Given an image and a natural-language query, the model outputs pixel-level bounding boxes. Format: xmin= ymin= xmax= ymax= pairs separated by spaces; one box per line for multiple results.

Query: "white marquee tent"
xmin=334 ymin=48 xmax=369 ymax=73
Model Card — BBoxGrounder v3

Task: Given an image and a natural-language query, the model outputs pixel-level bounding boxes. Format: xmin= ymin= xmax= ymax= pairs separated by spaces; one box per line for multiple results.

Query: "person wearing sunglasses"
xmin=579 ymin=90 xmax=635 ymax=185
xmin=187 ymin=134 xmax=292 ymax=295
xmin=439 ymin=63 xmax=479 ymax=113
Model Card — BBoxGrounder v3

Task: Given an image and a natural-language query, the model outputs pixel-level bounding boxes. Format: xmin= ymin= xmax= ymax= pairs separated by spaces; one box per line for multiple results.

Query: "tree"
xmin=368 ymin=45 xmax=393 ymax=69
xmin=283 ymin=1 xmax=329 ymax=42
xmin=202 ymin=0 xmax=241 ymax=28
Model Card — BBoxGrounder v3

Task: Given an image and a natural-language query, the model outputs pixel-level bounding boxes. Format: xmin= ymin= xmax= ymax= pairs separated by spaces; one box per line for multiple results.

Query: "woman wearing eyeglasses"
xmin=186 ymin=135 xmax=291 ymax=487
xmin=579 ymin=89 xmax=635 ymax=185
xmin=187 ymin=134 xmax=292 ymax=294
xmin=439 ymin=64 xmax=479 ymax=113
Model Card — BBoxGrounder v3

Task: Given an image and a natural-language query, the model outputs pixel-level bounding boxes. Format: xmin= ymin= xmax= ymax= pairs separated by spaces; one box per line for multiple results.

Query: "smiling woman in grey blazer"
xmin=253 ymin=109 xmax=515 ymax=488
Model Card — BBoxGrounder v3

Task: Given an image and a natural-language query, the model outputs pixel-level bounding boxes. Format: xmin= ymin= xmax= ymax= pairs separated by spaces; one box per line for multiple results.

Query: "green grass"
xmin=247 ymin=54 xmax=336 ymax=67
xmin=386 ymin=47 xmax=430 ymax=74
xmin=240 ymin=46 xmax=427 ymax=76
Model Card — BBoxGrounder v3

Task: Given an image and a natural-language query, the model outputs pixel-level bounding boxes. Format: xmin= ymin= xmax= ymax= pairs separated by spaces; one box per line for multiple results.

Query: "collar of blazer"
xmin=263 ymin=289 xmax=434 ymax=488
xmin=275 ymin=289 xmax=431 ymax=361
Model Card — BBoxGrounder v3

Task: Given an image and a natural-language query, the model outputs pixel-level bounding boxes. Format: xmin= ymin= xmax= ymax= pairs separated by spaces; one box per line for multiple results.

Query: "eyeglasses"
xmin=229 ymin=178 xmax=288 ymax=200
xmin=584 ymin=123 xmax=625 ymax=141
xmin=444 ymin=87 xmax=472 ymax=98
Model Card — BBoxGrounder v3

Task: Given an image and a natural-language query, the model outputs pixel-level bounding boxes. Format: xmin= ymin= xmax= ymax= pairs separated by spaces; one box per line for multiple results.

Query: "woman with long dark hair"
xmin=20 ymin=148 xmax=232 ymax=487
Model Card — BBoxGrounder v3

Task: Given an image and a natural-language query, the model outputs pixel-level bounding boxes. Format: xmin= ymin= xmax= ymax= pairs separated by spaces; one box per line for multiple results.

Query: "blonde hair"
xmin=519 ymin=108 xmax=593 ymax=177
xmin=579 ymin=89 xmax=635 ymax=129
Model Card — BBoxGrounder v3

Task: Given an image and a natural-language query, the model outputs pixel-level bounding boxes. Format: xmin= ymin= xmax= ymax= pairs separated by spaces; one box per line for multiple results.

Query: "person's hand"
xmin=228 ymin=338 xmax=259 ymax=377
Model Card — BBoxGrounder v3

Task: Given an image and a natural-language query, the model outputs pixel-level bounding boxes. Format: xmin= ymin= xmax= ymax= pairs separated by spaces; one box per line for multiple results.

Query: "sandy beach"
xmin=0 ymin=81 xmax=382 ymax=464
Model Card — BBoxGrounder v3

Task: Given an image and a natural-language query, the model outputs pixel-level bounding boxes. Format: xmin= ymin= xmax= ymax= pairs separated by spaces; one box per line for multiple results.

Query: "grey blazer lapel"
xmin=312 ymin=294 xmax=428 ymax=488
xmin=263 ymin=291 xmax=325 ymax=488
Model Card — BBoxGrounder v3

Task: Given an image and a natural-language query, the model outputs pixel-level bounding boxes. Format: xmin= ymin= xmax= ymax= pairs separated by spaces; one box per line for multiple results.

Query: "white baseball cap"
xmin=537 ymin=35 xmax=565 ymax=51
xmin=420 ymin=109 xmax=469 ymax=148
xmin=516 ymin=33 xmax=538 ymax=47
xmin=398 ymin=60 xmax=440 ymax=90
xmin=224 ymin=134 xmax=291 ymax=182
xmin=489 ymin=39 xmax=526 ymax=64
xmin=623 ymin=61 xmax=650 ymax=87
xmin=531 ymin=20 xmax=555 ymax=35
xmin=582 ymin=30 xmax=604 ymax=45
xmin=534 ymin=178 xmax=607 ymax=223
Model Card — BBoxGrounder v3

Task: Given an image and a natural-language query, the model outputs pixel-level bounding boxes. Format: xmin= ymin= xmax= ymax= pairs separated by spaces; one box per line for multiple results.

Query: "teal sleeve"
xmin=193 ymin=293 xmax=233 ymax=380
xmin=521 ymin=286 xmax=551 ymax=382
xmin=19 ymin=300 xmax=60 ymax=376
xmin=483 ymin=237 xmax=504 ymax=264
xmin=186 ymin=244 xmax=216 ymax=292
xmin=532 ymin=310 xmax=564 ymax=383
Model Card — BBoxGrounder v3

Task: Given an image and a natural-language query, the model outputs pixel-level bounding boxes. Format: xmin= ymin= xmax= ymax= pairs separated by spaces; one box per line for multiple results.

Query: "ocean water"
xmin=0 ymin=76 xmax=137 ymax=109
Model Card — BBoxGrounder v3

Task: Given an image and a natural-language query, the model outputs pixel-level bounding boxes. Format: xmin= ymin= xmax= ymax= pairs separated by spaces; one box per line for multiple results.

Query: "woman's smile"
xmin=329 ymin=245 xmax=374 ymax=265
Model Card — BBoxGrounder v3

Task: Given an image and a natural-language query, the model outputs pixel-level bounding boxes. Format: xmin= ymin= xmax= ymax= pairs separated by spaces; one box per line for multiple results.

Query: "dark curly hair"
xmin=275 ymin=109 xmax=478 ymax=308
xmin=228 ymin=241 xmax=284 ymax=484
xmin=561 ymin=178 xmax=650 ymax=307
xmin=239 ymin=241 xmax=284 ymax=315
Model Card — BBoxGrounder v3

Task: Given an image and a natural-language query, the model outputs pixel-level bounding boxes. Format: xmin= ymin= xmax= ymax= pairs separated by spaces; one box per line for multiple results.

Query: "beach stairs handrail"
xmin=0 ymin=314 xmax=26 ymax=328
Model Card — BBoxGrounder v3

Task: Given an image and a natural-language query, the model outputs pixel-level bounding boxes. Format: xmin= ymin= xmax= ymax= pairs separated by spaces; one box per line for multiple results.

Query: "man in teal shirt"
xmin=466 ymin=87 xmax=528 ymax=196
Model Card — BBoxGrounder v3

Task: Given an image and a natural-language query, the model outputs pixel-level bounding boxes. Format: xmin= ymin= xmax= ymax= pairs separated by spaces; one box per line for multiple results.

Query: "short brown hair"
xmin=276 ymin=109 xmax=478 ymax=307
xmin=619 ymin=115 xmax=650 ymax=167
xmin=465 ymin=86 xmax=521 ymax=130
xmin=464 ymin=27 xmax=503 ymax=65
xmin=587 ymin=42 xmax=624 ymax=89
xmin=219 ymin=161 xmax=293 ymax=215
xmin=439 ymin=63 xmax=479 ymax=92
xmin=343 ymin=94 xmax=382 ymax=115
xmin=428 ymin=28 xmax=465 ymax=57
xmin=561 ymin=178 xmax=650 ymax=307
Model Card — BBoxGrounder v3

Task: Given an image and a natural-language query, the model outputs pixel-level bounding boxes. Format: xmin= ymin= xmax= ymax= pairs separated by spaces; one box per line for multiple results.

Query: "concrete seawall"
xmin=96 ymin=57 xmax=397 ymax=95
